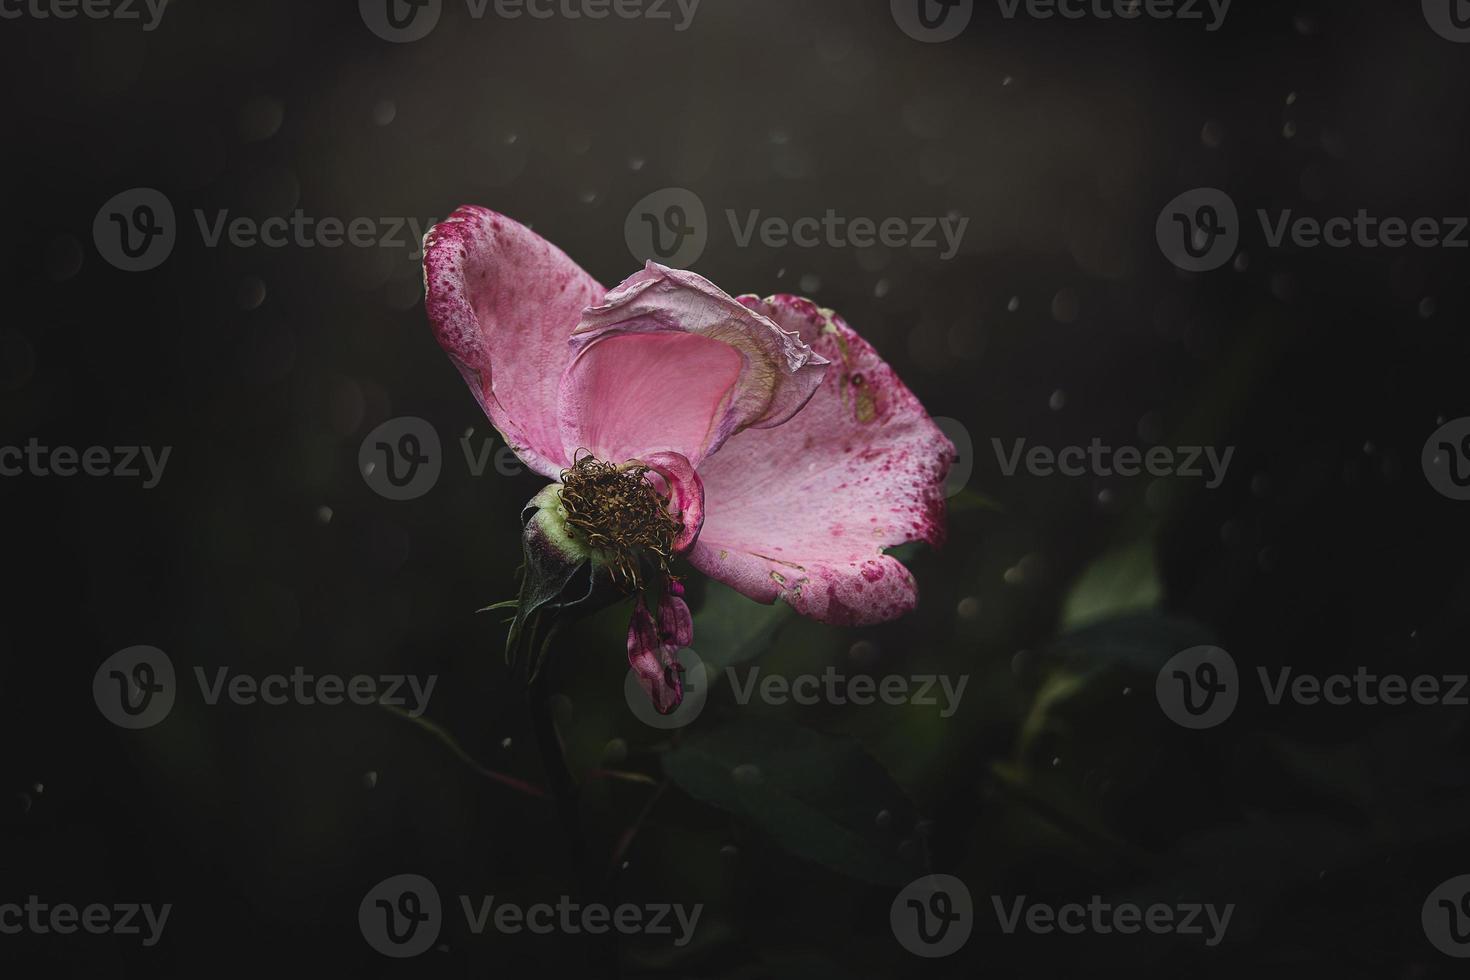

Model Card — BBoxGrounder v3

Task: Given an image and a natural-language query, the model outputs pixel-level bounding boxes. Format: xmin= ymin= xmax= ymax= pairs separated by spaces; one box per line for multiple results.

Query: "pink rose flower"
xmin=424 ymin=206 xmax=955 ymax=713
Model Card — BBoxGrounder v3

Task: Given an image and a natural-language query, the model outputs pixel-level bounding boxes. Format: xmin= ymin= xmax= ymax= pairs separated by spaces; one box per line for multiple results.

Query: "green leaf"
xmin=1061 ymin=536 xmax=1162 ymax=631
xmin=662 ymin=717 xmax=924 ymax=885
xmin=1045 ymin=612 xmax=1218 ymax=680
xmin=692 ymin=580 xmax=794 ymax=672
xmin=948 ymin=487 xmax=1005 ymax=514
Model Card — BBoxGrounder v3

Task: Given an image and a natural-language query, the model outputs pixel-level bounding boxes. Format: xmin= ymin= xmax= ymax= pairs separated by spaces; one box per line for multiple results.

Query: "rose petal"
xmin=626 ymin=594 xmax=689 ymax=714
xmin=637 ymin=450 xmax=705 ymax=554
xmin=655 ymin=589 xmax=694 ymax=650
xmin=424 ymin=206 xmax=605 ymax=479
xmin=689 ymin=296 xmax=955 ymax=627
xmin=557 ymin=263 xmax=828 ymax=467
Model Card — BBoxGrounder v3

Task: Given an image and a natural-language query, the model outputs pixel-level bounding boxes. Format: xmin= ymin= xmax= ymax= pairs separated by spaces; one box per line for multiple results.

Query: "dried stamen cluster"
xmin=557 ymin=454 xmax=681 ymax=590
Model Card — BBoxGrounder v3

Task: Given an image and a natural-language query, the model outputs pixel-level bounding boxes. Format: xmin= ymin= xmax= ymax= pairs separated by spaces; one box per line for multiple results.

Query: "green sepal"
xmin=506 ymin=484 xmax=591 ymax=665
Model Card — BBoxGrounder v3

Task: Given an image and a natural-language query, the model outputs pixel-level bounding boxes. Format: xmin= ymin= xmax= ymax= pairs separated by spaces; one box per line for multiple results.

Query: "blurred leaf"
xmin=663 ymin=717 xmax=923 ymax=885
xmin=733 ymin=949 xmax=853 ymax=980
xmin=948 ymin=487 xmax=1004 ymax=514
xmin=989 ymin=760 xmax=1151 ymax=864
xmin=693 ymin=580 xmax=794 ymax=672
xmin=1061 ymin=536 xmax=1162 ymax=631
xmin=1015 ymin=612 xmax=1220 ymax=771
xmin=1045 ymin=612 xmax=1219 ymax=681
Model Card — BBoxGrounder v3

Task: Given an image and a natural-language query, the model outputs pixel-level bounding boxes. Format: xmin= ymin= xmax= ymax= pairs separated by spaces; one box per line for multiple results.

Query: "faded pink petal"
xmin=558 ymin=264 xmax=828 ymax=467
xmin=637 ymin=451 xmax=705 ymax=554
xmin=627 ymin=592 xmax=693 ymax=714
xmin=424 ymin=207 xmax=605 ymax=479
xmin=655 ymin=588 xmax=694 ymax=649
xmin=689 ymin=296 xmax=955 ymax=627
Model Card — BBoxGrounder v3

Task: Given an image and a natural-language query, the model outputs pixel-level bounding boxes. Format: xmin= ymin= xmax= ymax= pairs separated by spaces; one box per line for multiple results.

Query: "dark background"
xmin=3 ymin=0 xmax=1470 ymax=976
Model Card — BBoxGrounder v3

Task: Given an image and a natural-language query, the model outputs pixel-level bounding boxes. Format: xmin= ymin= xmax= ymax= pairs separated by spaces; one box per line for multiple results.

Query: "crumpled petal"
xmin=557 ymin=263 xmax=829 ymax=468
xmin=689 ymin=296 xmax=955 ymax=627
xmin=636 ymin=451 xmax=705 ymax=554
xmin=627 ymin=591 xmax=693 ymax=714
xmin=424 ymin=206 xmax=605 ymax=479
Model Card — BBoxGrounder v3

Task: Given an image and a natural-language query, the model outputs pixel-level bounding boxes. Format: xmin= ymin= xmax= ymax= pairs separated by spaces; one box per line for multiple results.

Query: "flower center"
xmin=557 ymin=455 xmax=681 ymax=590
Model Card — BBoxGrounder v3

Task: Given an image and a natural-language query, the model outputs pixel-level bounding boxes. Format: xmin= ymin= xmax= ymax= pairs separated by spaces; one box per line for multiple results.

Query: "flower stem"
xmin=525 ymin=618 xmax=622 ymax=977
